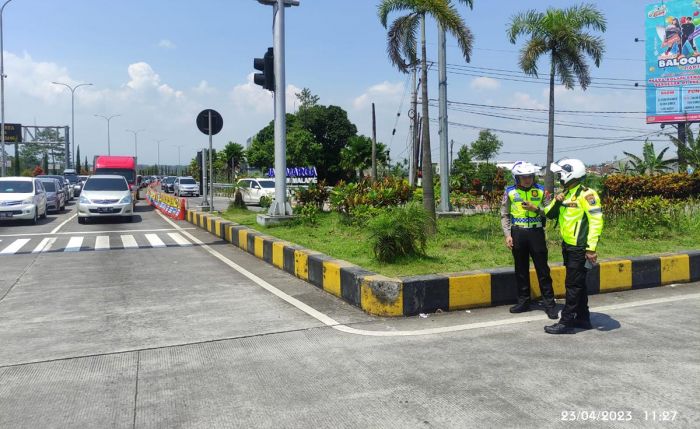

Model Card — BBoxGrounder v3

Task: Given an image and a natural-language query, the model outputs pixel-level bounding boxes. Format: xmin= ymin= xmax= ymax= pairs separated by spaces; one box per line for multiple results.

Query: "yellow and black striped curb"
xmin=187 ymin=209 xmax=700 ymax=317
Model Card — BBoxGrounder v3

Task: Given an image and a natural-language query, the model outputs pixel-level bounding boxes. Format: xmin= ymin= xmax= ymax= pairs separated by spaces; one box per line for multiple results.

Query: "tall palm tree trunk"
xmin=545 ymin=56 xmax=555 ymax=193
xmin=420 ymin=14 xmax=436 ymax=232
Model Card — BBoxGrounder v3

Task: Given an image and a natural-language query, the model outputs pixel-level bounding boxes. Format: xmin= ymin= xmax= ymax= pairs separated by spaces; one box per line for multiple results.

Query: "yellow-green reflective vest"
xmin=544 ymin=184 xmax=604 ymax=251
xmin=507 ymin=184 xmax=545 ymax=228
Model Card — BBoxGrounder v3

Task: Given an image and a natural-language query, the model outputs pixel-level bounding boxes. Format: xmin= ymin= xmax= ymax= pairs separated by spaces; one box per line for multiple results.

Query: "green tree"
xmin=76 ymin=146 xmax=82 ymax=174
xmin=669 ymin=126 xmax=700 ymax=171
xmin=623 ymin=140 xmax=677 ymax=175
xmin=508 ymin=3 xmax=606 ymax=192
xmin=84 ymin=156 xmax=90 ymax=174
xmin=469 ymin=129 xmax=502 ymax=164
xmin=340 ymin=135 xmax=389 ymax=180
xmin=296 ymin=104 xmax=357 ymax=183
xmin=379 ymin=0 xmax=474 ymax=230
xmin=220 ymin=141 xmax=246 ymax=182
xmin=295 ymin=88 xmax=320 ymax=111
xmin=451 ymin=144 xmax=476 ymax=191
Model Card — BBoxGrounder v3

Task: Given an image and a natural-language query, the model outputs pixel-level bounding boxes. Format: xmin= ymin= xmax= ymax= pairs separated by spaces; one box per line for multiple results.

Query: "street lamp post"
xmin=155 ymin=139 xmax=165 ymax=174
xmin=1 ymin=0 xmax=14 ymax=177
xmin=125 ymin=128 xmax=145 ymax=161
xmin=172 ymin=144 xmax=184 ymax=175
xmin=52 ymin=82 xmax=92 ymax=168
xmin=94 ymin=114 xmax=120 ymax=155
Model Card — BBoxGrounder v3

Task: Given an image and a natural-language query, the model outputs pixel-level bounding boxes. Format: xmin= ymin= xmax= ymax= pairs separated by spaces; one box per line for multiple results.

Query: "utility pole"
xmin=437 ymin=22 xmax=450 ymax=213
xmin=371 ymin=102 xmax=377 ymax=181
xmin=450 ymin=139 xmax=454 ymax=172
xmin=0 ymin=0 xmax=12 ymax=176
xmin=155 ymin=139 xmax=165 ymax=174
xmin=409 ymin=65 xmax=419 ymax=187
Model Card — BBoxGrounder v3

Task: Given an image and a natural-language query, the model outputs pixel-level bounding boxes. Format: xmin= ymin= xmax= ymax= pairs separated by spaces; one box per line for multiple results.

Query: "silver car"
xmin=78 ymin=175 xmax=134 ymax=224
xmin=38 ymin=178 xmax=66 ymax=213
xmin=174 ymin=176 xmax=200 ymax=197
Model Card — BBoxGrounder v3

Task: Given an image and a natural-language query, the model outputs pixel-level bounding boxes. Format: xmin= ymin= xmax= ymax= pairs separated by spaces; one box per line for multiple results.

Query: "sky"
xmin=2 ymin=0 xmax=655 ymax=168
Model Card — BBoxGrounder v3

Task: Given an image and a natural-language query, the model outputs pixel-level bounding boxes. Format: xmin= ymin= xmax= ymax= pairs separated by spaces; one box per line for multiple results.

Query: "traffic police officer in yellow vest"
xmin=525 ymin=158 xmax=604 ymax=334
xmin=501 ymin=161 xmax=558 ymax=319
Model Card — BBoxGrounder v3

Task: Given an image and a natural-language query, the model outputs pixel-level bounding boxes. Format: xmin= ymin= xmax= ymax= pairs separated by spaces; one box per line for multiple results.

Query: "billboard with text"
xmin=646 ymin=0 xmax=700 ymax=123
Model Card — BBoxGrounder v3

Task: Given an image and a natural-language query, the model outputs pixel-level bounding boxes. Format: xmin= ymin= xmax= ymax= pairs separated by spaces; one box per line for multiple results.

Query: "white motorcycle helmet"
xmin=511 ymin=161 xmax=539 ymax=185
xmin=550 ymin=158 xmax=586 ymax=186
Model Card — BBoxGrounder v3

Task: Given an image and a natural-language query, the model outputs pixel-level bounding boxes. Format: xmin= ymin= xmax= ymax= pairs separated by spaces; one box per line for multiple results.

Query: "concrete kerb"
xmin=185 ymin=209 xmax=700 ymax=317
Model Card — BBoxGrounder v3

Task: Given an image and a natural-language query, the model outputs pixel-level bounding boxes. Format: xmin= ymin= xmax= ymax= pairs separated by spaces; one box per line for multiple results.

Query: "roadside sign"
xmin=196 ymin=110 xmax=223 ymax=135
xmin=2 ymin=123 xmax=22 ymax=142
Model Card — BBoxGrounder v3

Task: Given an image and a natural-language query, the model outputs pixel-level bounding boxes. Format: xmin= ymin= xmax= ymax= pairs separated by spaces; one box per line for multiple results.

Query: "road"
xmin=0 ymin=198 xmax=698 ymax=428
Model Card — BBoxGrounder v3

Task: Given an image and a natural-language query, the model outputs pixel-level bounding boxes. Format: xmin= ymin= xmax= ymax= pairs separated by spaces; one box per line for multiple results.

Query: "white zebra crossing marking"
xmin=32 ymin=238 xmax=53 ymax=253
xmin=145 ymin=233 xmax=166 ymax=248
xmin=95 ymin=236 xmax=110 ymax=251
xmin=167 ymin=232 xmax=192 ymax=247
xmin=120 ymin=235 xmax=139 ymax=249
xmin=1 ymin=238 xmax=30 ymax=254
xmin=64 ymin=237 xmax=84 ymax=252
xmin=0 ymin=232 xmax=195 ymax=256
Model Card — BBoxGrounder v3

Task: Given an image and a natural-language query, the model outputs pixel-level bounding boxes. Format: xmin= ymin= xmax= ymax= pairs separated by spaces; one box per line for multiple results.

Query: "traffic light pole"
xmin=268 ymin=0 xmax=293 ymax=217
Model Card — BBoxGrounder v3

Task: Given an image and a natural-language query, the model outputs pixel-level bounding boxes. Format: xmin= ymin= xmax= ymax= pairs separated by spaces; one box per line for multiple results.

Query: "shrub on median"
xmin=367 ymin=203 xmax=431 ymax=263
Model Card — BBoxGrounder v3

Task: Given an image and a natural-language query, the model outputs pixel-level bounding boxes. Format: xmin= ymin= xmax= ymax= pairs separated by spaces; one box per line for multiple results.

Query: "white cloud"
xmin=352 ymin=81 xmax=404 ymax=110
xmin=125 ymin=62 xmax=183 ymax=99
xmin=158 ymin=39 xmax=176 ymax=49
xmin=511 ymin=92 xmax=546 ymax=110
xmin=230 ymin=73 xmax=300 ymax=114
xmin=470 ymin=76 xmax=500 ymax=91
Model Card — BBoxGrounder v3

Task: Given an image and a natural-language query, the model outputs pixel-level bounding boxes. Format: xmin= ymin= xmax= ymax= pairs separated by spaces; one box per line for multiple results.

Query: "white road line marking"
xmin=50 ymin=213 xmax=77 ymax=234
xmin=155 ymin=211 xmax=700 ymax=337
xmin=64 ymin=237 xmax=83 ymax=252
xmin=95 ymin=236 xmax=110 ymax=251
xmin=121 ymin=235 xmax=138 ymax=249
xmin=32 ymin=238 xmax=52 ymax=253
xmin=42 ymin=237 xmax=57 ymax=253
xmin=1 ymin=238 xmax=30 ymax=255
xmin=0 ymin=228 xmax=196 ymax=238
xmin=167 ymin=232 xmax=192 ymax=247
xmin=145 ymin=233 xmax=166 ymax=248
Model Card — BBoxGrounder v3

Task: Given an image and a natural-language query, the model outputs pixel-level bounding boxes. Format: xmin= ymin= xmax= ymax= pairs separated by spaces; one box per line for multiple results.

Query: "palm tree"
xmin=623 ymin=140 xmax=677 ymax=175
xmin=507 ymin=3 xmax=606 ymax=192
xmin=379 ymin=0 xmax=474 ymax=231
xmin=669 ymin=126 xmax=700 ymax=172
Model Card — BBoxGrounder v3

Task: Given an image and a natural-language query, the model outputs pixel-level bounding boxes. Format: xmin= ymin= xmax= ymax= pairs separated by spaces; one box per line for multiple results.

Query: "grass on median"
xmin=219 ymin=207 xmax=700 ymax=278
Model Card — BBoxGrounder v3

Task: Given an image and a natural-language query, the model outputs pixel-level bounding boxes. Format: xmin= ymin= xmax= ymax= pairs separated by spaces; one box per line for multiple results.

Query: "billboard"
xmin=646 ymin=0 xmax=700 ymax=123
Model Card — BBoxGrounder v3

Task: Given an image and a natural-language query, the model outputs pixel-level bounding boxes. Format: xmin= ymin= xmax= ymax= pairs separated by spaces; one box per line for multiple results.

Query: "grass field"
xmin=220 ymin=207 xmax=700 ymax=278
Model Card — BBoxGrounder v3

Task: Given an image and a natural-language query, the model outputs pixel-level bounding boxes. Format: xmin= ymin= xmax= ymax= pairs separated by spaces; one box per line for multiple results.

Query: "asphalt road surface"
xmin=0 ymin=198 xmax=698 ymax=428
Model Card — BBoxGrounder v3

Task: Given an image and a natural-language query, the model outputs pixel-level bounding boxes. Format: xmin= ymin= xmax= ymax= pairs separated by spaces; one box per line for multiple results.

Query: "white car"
xmin=174 ymin=176 xmax=200 ymax=197
xmin=78 ymin=175 xmax=134 ymax=224
xmin=0 ymin=177 xmax=48 ymax=224
xmin=237 ymin=178 xmax=275 ymax=205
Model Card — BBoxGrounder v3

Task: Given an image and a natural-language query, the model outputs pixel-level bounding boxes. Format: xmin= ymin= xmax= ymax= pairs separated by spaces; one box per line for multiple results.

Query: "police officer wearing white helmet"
xmin=523 ymin=158 xmax=604 ymax=334
xmin=500 ymin=161 xmax=558 ymax=319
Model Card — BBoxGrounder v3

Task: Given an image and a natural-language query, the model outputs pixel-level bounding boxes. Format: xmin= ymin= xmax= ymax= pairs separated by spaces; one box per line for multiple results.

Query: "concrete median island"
xmin=187 ymin=209 xmax=700 ymax=317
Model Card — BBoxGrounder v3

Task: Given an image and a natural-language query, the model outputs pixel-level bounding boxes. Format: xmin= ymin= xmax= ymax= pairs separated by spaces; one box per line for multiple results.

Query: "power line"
xmin=432 ymin=103 xmax=651 ymax=133
xmin=442 ymin=62 xmax=644 ymax=83
xmin=429 ymin=99 xmax=646 ymax=115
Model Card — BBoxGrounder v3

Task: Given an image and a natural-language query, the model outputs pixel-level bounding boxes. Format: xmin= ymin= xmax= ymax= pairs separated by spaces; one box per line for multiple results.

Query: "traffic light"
xmin=253 ymin=47 xmax=275 ymax=91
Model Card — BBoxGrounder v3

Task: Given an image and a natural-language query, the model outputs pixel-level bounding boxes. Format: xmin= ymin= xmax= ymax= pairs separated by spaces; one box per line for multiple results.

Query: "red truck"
xmin=93 ymin=155 xmax=139 ymax=199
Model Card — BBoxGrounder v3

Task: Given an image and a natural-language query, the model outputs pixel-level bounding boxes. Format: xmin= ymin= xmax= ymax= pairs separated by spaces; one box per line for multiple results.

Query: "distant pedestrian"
xmin=524 ymin=158 xmax=604 ymax=334
xmin=500 ymin=161 xmax=558 ymax=319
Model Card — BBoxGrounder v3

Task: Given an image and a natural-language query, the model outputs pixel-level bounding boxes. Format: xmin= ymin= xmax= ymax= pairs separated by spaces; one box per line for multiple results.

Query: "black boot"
xmin=545 ymin=306 xmax=559 ymax=320
xmin=509 ymin=302 xmax=530 ymax=313
xmin=544 ymin=322 xmax=575 ymax=334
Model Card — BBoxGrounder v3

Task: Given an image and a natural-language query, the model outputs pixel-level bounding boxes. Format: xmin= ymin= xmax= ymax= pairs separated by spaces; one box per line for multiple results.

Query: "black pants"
xmin=511 ymin=227 xmax=554 ymax=308
xmin=560 ymin=242 xmax=590 ymax=324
